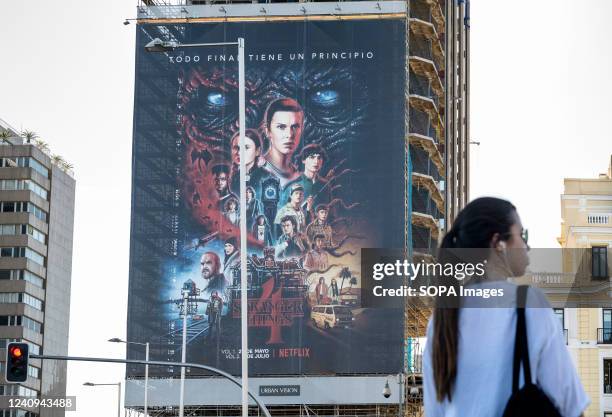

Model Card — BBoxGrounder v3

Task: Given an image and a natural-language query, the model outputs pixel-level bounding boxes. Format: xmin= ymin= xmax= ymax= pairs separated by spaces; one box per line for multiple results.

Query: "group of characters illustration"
xmin=177 ymin=94 xmax=365 ymax=342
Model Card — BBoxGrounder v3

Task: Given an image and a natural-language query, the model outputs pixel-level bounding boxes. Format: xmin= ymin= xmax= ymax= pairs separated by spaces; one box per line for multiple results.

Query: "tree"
xmin=51 ymin=154 xmax=74 ymax=174
xmin=0 ymin=130 xmax=14 ymax=146
xmin=33 ymin=139 xmax=50 ymax=154
xmin=339 ymin=267 xmax=352 ymax=293
xmin=21 ymin=130 xmax=38 ymax=144
xmin=51 ymin=154 xmax=64 ymax=165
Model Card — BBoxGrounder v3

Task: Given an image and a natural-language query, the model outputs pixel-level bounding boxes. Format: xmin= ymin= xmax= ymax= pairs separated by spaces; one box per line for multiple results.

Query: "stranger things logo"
xmin=232 ymin=277 xmax=305 ymax=344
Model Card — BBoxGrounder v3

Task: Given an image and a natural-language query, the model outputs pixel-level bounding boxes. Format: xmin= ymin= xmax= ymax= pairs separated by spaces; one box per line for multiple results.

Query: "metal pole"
xmin=237 ymin=36 xmax=249 ymax=417
xmin=31 ymin=355 xmax=272 ymax=417
xmin=444 ymin=0 xmax=453 ymax=226
xmin=398 ymin=374 xmax=403 ymax=417
xmin=118 ymin=382 xmax=121 ymax=417
xmin=464 ymin=0 xmax=471 ymax=202
xmin=179 ymin=290 xmax=188 ymax=417
xmin=458 ymin=0 xmax=465 ymax=210
xmin=144 ymin=343 xmax=149 ymax=417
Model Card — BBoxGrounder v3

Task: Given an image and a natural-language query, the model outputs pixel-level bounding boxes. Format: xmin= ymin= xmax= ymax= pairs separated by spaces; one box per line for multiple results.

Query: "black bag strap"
xmin=512 ymin=285 xmax=533 ymax=393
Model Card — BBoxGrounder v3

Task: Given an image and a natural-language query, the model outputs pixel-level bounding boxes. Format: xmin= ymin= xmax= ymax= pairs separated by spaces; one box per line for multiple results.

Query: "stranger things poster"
xmin=128 ymin=17 xmax=406 ymax=377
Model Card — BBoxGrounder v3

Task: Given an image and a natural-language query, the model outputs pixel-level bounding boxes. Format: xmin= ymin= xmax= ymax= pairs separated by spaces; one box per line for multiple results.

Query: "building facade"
xmin=127 ymin=0 xmax=468 ymax=416
xmin=558 ymin=156 xmax=612 ymax=417
xmin=0 ymin=120 xmax=76 ymax=417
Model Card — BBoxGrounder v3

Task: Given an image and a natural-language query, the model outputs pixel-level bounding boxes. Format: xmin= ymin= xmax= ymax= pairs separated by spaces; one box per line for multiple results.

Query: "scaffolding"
xmin=128 ymin=0 xmax=468 ymax=414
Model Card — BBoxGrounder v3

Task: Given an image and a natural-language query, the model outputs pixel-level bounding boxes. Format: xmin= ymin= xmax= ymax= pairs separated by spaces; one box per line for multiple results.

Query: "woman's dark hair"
xmin=231 ymin=128 xmax=263 ymax=150
xmin=433 ymin=197 xmax=517 ymax=402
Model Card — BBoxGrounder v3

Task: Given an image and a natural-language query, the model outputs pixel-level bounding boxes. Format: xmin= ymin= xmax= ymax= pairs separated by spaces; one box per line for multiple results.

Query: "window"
xmin=0 ymin=293 xmax=43 ymax=310
xmin=604 ymin=310 xmax=612 ymax=343
xmin=0 ymin=270 xmax=44 ymax=288
xmin=554 ymin=308 xmax=565 ymax=329
xmin=0 ymin=293 xmax=20 ymax=303
xmin=24 ymin=248 xmax=45 ymax=266
xmin=26 ymin=203 xmax=47 ymax=222
xmin=22 ymin=294 xmax=43 ymax=310
xmin=0 ymin=224 xmax=17 ymax=235
xmin=0 ymin=225 xmax=46 ymax=243
xmin=24 ymin=225 xmax=46 ymax=243
xmin=0 ymin=315 xmax=21 ymax=326
xmin=605 ymin=359 xmax=612 ymax=394
xmin=22 ymin=317 xmax=42 ymax=333
xmin=27 ymin=158 xmax=49 ymax=178
xmin=23 ymin=271 xmax=44 ymax=287
xmin=27 ymin=365 xmax=39 ymax=379
xmin=0 ymin=179 xmax=47 ymax=200
xmin=593 ymin=247 xmax=609 ymax=279
xmin=0 ymin=248 xmax=45 ymax=266
xmin=25 ymin=180 xmax=47 ymax=200
xmin=0 ymin=315 xmax=42 ymax=333
xmin=0 ymin=202 xmax=47 ymax=222
xmin=0 ymin=156 xmax=49 ymax=178
xmin=588 ymin=215 xmax=610 ymax=224
xmin=0 ymin=410 xmax=40 ymax=417
xmin=1 ymin=201 xmax=15 ymax=212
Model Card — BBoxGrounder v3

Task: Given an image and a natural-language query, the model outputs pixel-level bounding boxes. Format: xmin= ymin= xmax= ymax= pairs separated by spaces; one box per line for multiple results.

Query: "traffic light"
xmin=5 ymin=342 xmax=29 ymax=383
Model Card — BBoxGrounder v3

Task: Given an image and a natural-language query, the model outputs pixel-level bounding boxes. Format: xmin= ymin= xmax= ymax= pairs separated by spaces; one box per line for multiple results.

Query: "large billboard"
xmin=128 ymin=9 xmax=407 ymax=378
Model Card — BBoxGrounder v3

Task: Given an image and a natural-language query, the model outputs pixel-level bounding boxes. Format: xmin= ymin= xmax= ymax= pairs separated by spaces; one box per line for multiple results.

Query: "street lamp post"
xmin=383 ymin=374 xmax=404 ymax=417
xmin=179 ymin=289 xmax=189 ymax=417
xmin=108 ymin=338 xmax=149 ymax=417
xmin=84 ymin=381 xmax=121 ymax=417
xmin=145 ymin=36 xmax=249 ymax=417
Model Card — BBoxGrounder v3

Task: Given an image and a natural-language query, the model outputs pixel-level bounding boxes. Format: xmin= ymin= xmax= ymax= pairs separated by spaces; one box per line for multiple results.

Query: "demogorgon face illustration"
xmin=176 ymin=62 xmax=371 ymax=234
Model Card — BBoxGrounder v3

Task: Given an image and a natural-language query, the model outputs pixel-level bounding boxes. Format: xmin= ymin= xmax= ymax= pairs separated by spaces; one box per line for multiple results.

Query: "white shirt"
xmin=423 ymin=281 xmax=589 ymax=417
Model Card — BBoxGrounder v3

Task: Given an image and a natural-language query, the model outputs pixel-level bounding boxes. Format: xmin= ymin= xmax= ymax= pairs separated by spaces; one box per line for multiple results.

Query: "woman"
xmin=251 ymin=214 xmax=273 ymax=247
xmin=223 ymin=197 xmax=239 ymax=226
xmin=245 ymin=186 xmax=264 ymax=230
xmin=261 ymin=97 xmax=303 ymax=187
xmin=423 ymin=197 xmax=588 ymax=417
xmin=229 ymin=128 xmax=267 ymax=198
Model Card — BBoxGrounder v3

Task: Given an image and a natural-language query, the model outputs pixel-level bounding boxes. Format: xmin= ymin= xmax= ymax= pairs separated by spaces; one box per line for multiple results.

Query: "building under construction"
xmin=125 ymin=0 xmax=469 ymax=415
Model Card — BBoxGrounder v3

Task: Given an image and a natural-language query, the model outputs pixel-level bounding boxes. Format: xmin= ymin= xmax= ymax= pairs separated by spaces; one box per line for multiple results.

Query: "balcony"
xmin=413 ymin=211 xmax=439 ymax=240
xmin=598 ymin=328 xmax=612 ymax=344
xmin=412 ymin=223 xmax=437 ymax=256
xmin=424 ymin=0 xmax=445 ymax=35
xmin=413 ymin=173 xmax=444 ymax=215
xmin=412 ymin=185 xmax=437 ymax=218
xmin=410 ymin=34 xmax=436 ymax=66
xmin=409 ymin=1 xmax=445 ymax=81
xmin=409 ymin=95 xmax=444 ymax=141
xmin=409 ymin=57 xmax=443 ymax=99
xmin=410 ymin=107 xmax=438 ymax=140
xmin=411 ymin=146 xmax=441 ymax=182
xmin=410 ymin=71 xmax=441 ymax=110
xmin=408 ymin=133 xmax=444 ymax=178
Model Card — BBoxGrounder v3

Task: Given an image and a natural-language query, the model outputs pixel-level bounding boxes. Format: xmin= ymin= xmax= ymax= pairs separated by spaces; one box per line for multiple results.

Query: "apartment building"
xmin=558 ymin=156 xmax=612 ymax=417
xmin=0 ymin=120 xmax=75 ymax=417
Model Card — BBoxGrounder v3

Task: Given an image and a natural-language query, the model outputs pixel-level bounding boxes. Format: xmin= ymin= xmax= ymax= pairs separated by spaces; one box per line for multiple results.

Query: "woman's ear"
xmin=490 ymin=232 xmax=505 ymax=251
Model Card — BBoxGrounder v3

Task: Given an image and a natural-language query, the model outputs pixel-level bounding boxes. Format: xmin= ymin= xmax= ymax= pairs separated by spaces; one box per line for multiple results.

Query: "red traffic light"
xmin=5 ymin=342 xmax=29 ymax=383
xmin=9 ymin=346 xmax=22 ymax=358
